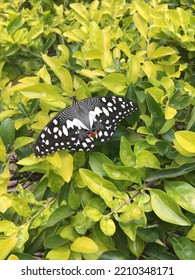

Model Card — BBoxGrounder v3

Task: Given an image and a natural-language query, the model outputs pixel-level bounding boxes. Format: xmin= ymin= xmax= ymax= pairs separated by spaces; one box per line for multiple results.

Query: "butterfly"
xmin=34 ymin=95 xmax=137 ymax=157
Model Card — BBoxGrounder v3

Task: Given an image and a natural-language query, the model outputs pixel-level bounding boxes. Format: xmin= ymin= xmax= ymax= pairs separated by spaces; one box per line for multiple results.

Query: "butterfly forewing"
xmin=34 ymin=96 xmax=137 ymax=157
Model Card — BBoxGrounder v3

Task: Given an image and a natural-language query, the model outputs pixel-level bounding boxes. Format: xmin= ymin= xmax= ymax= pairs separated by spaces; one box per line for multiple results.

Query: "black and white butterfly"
xmin=34 ymin=96 xmax=137 ymax=157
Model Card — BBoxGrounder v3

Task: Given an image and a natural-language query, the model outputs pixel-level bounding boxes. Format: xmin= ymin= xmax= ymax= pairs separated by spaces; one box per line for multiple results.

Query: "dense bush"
xmin=0 ymin=0 xmax=195 ymax=260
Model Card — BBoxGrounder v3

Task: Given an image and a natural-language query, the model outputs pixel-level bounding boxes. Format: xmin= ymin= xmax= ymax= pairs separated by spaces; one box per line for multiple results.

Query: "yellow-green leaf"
xmin=149 ymin=46 xmax=176 ymax=59
xmin=127 ymin=56 xmax=140 ymax=84
xmin=100 ymin=217 xmax=116 ymax=236
xmin=0 ymin=110 xmax=16 ymax=121
xmin=175 ymin=131 xmax=195 ymax=153
xmin=0 ymin=233 xmax=18 ymax=260
xmin=46 ymin=152 xmax=62 ymax=169
xmin=15 ymin=118 xmax=30 ymax=130
xmin=103 ymin=164 xmax=141 ymax=184
xmin=42 ymin=54 xmax=73 ymax=94
xmin=0 ymin=220 xmax=17 ymax=235
xmin=145 ymin=86 xmax=164 ymax=103
xmin=79 ymin=168 xmax=120 ymax=196
xmin=136 ymin=150 xmax=160 ymax=169
xmin=17 ymin=154 xmax=42 ymax=166
xmin=11 ymin=197 xmax=31 ymax=217
xmin=70 ymin=237 xmax=98 ymax=253
xmin=57 ymin=151 xmax=73 ymax=182
xmin=134 ymin=1 xmax=151 ymax=22
xmin=46 ymin=246 xmax=70 ymax=260
xmin=142 ymin=61 xmax=157 ymax=79
xmin=133 ymin=13 xmax=148 ymax=40
xmin=150 ymin=189 xmax=191 ymax=226
xmin=20 ymin=83 xmax=66 ymax=107
xmin=165 ymin=103 xmax=177 ymax=120
xmin=101 ymin=73 xmax=126 ymax=94
xmin=0 ymin=194 xmax=12 ymax=213
xmin=0 ymin=138 xmax=6 ymax=162
xmin=0 ymin=165 xmax=10 ymax=195
xmin=70 ymin=3 xmax=89 ymax=21
xmin=14 ymin=137 xmax=34 ymax=151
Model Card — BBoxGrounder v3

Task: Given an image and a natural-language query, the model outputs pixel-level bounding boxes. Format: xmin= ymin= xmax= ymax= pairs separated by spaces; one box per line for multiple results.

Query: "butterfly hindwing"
xmin=34 ymin=96 xmax=137 ymax=157
xmin=90 ymin=96 xmax=137 ymax=143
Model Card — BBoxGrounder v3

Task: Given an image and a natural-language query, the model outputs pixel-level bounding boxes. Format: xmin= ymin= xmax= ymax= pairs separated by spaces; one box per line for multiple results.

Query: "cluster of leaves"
xmin=0 ymin=0 xmax=195 ymax=260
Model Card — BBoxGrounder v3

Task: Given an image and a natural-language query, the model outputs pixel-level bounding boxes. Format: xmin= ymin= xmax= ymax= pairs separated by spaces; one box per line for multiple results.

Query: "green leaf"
xmin=144 ymin=243 xmax=177 ymax=260
xmin=150 ymin=189 xmax=191 ymax=226
xmin=79 ymin=168 xmax=121 ymax=196
xmin=186 ymin=225 xmax=195 ymax=241
xmin=128 ymin=235 xmax=144 ymax=258
xmin=119 ymin=215 xmax=146 ymax=241
xmin=44 ymin=234 xmax=67 ymax=249
xmin=101 ymin=73 xmax=126 ymax=94
xmin=137 ymin=227 xmax=159 ymax=242
xmin=89 ymin=152 xmax=113 ymax=176
xmin=0 ymin=118 xmax=15 ymax=145
xmin=164 ymin=181 xmax=195 ymax=214
xmin=168 ymin=236 xmax=195 ymax=260
xmin=46 ymin=206 xmax=75 ymax=227
xmin=136 ymin=150 xmax=160 ymax=169
xmin=7 ymin=14 xmax=24 ymax=34
xmin=68 ymin=193 xmax=81 ymax=210
xmin=119 ymin=136 xmax=136 ymax=167
xmin=146 ymin=163 xmax=195 ymax=183
xmin=98 ymin=250 xmax=129 ymax=260
xmin=103 ymin=164 xmax=141 ymax=184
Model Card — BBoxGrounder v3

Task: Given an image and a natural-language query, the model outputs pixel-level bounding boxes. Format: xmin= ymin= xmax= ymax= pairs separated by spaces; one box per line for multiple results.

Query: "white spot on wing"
xmin=36 ymin=146 xmax=40 ymax=152
xmin=102 ymin=107 xmax=109 ymax=116
xmin=66 ymin=118 xmax=88 ymax=130
xmin=53 ymin=127 xmax=58 ymax=133
xmin=53 ymin=119 xmax=58 ymax=125
xmin=62 ymin=125 xmax=68 ymax=136
xmin=89 ymin=107 xmax=102 ymax=129
xmin=82 ymin=142 xmax=88 ymax=148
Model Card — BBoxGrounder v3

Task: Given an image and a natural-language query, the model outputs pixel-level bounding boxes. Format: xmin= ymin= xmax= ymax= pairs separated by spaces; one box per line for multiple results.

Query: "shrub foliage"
xmin=0 ymin=0 xmax=195 ymax=260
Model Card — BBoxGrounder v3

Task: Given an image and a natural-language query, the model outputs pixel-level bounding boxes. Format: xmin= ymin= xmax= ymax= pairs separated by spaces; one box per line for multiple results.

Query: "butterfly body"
xmin=35 ymin=96 xmax=137 ymax=157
